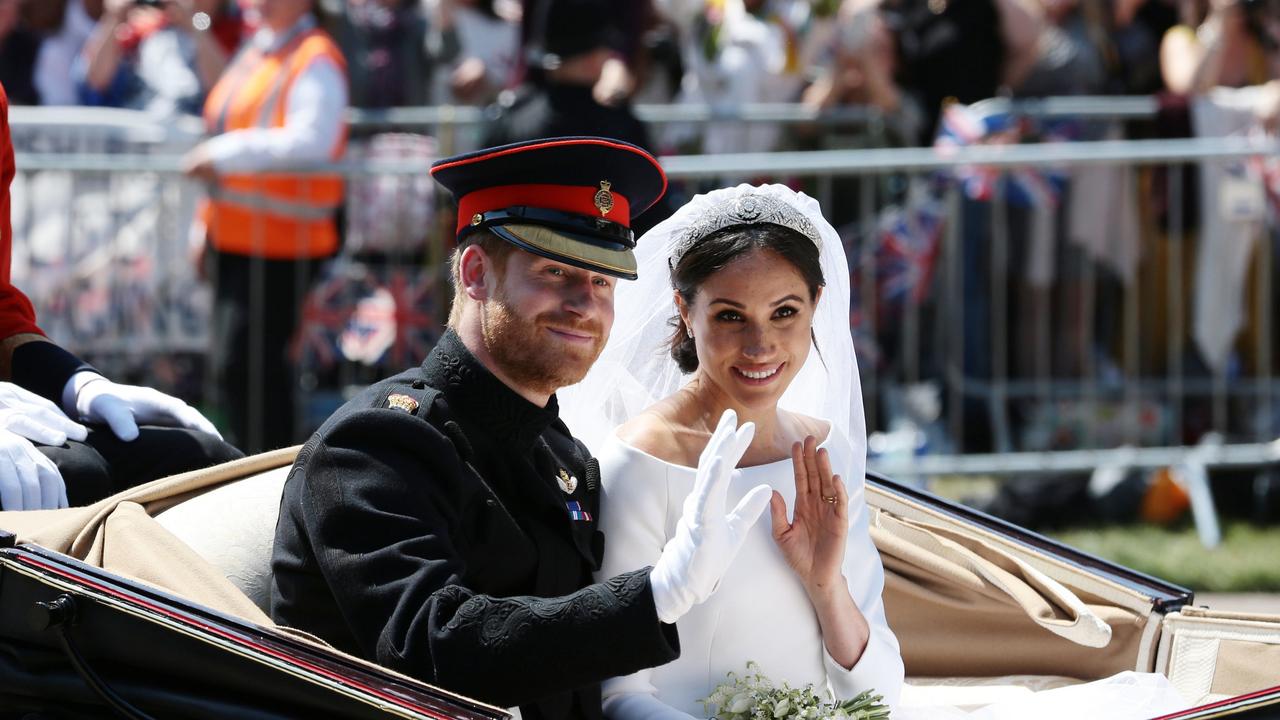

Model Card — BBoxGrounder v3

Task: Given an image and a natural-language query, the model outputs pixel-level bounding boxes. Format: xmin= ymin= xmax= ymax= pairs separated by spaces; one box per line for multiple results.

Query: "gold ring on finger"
xmin=822 ymin=495 xmax=838 ymax=504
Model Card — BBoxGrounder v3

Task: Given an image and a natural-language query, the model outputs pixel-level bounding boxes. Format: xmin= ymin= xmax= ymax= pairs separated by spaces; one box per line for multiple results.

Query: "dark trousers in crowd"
xmin=210 ymin=249 xmax=323 ymax=454
xmin=36 ymin=426 xmax=244 ymax=507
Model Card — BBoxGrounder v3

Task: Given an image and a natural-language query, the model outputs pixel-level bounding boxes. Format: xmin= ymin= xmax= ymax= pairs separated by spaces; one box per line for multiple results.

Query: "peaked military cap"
xmin=430 ymin=136 xmax=667 ymax=280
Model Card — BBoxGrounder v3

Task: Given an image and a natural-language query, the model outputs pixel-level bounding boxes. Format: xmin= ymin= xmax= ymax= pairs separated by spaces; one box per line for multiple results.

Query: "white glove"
xmin=649 ymin=410 xmax=773 ymax=624
xmin=0 ymin=426 xmax=70 ymax=511
xmin=0 ymin=379 xmax=90 ymax=445
xmin=0 ymin=382 xmax=88 ymax=510
xmin=0 ymin=382 xmax=90 ymax=447
xmin=66 ymin=372 xmax=222 ymax=442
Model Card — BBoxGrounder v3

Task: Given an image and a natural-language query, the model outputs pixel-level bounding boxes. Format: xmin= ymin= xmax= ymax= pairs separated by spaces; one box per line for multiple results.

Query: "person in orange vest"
xmin=183 ymin=0 xmax=347 ymax=453
xmin=0 ymin=80 xmax=242 ymax=510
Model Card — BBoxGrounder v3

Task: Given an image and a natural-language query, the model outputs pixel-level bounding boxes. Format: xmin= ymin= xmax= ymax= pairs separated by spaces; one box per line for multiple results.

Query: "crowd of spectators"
xmin=2 ymin=0 xmax=1279 ymax=459
xmin=0 ymin=0 xmax=1274 ymax=146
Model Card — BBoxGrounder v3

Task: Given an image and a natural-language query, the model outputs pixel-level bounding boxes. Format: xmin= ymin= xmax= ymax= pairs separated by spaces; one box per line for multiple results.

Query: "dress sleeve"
xmin=595 ymin=438 xmax=692 ymax=720
xmin=291 ymin=411 xmax=678 ymax=709
xmin=822 ymin=431 xmax=905 ymax=709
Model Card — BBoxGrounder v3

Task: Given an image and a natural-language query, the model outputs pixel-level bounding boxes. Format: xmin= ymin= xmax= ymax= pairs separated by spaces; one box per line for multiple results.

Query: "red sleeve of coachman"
xmin=0 ymin=81 xmax=47 ymax=341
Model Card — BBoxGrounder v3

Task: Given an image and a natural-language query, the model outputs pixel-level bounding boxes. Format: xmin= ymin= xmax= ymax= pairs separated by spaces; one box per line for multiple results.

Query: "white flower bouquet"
xmin=701 ymin=661 xmax=890 ymax=720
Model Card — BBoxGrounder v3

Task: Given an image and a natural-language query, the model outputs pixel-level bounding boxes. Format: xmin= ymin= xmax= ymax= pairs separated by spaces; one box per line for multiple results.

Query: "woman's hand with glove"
xmin=649 ymin=410 xmax=773 ymax=624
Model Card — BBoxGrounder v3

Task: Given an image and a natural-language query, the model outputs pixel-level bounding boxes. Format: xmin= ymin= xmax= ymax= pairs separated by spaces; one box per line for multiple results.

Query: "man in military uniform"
xmin=271 ymin=136 xmax=773 ymax=719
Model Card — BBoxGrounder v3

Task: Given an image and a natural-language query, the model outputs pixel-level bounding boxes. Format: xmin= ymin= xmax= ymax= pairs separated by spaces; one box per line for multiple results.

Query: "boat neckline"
xmin=607 ymin=426 xmax=833 ymax=471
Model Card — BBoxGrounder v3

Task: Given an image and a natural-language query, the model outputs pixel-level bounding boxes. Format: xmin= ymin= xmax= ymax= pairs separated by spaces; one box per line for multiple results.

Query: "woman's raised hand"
xmin=648 ymin=410 xmax=774 ymax=624
xmin=770 ymin=435 xmax=849 ymax=593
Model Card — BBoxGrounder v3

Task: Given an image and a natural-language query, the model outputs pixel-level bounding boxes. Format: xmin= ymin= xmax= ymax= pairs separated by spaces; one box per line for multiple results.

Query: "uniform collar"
xmin=424 ymin=329 xmax=560 ymax=449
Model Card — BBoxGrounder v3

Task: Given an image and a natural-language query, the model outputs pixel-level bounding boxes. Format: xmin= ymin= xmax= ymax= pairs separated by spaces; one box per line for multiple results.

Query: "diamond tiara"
xmin=669 ymin=193 xmax=823 ymax=269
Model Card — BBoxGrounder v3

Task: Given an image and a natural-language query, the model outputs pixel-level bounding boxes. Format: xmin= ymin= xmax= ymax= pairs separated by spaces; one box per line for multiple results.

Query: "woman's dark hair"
xmin=669 ymin=223 xmax=824 ymax=373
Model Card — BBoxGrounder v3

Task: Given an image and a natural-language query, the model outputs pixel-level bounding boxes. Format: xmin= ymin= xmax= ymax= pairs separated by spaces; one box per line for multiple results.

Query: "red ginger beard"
xmin=478 ymin=284 xmax=607 ymax=400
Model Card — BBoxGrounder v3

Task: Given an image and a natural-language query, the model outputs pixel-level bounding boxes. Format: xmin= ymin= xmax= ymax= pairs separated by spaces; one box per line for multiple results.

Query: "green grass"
xmin=923 ymin=476 xmax=1280 ymax=592
xmin=1047 ymin=522 xmax=1280 ymax=593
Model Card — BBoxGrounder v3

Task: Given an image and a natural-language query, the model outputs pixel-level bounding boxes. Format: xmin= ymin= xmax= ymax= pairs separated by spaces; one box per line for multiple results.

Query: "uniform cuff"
xmin=10 ymin=342 xmax=95 ymax=408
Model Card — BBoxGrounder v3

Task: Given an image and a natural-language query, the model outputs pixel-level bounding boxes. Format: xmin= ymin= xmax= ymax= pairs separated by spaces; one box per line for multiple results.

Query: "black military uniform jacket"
xmin=271 ymin=331 xmax=679 ymax=719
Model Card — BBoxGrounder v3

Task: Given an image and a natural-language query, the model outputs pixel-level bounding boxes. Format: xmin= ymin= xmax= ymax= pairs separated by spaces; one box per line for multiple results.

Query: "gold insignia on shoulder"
xmin=593 ymin=180 xmax=614 ymax=217
xmin=557 ymin=468 xmax=579 ymax=494
xmin=386 ymin=393 xmax=419 ymax=413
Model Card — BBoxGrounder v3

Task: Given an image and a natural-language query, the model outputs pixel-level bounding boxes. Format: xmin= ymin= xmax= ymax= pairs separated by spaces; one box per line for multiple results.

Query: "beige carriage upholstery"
xmin=0 ymin=447 xmax=300 ymax=625
xmin=869 ymin=483 xmax=1165 ymax=680
xmin=152 ymin=461 xmax=291 ymax=612
xmin=867 ymin=483 xmax=1280 ymax=705
xmin=1155 ymin=606 xmax=1280 ymax=705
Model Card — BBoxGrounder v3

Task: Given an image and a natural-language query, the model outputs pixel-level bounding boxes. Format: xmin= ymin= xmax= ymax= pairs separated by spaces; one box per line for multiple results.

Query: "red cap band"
xmin=455 ymin=184 xmax=631 ymax=234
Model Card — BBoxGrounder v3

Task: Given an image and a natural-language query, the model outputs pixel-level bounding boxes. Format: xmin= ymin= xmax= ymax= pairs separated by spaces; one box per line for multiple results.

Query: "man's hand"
xmin=0 ymin=383 xmax=86 ymax=511
xmin=592 ymin=55 xmax=635 ymax=107
xmin=0 ymin=382 xmax=89 ymax=446
xmin=182 ymin=143 xmax=218 ymax=183
xmin=0 ymin=426 xmax=69 ymax=511
xmin=1255 ymin=79 xmax=1280 ymax=132
xmin=70 ymin=373 xmax=221 ymax=442
xmin=450 ymin=57 xmax=490 ymax=104
xmin=648 ymin=410 xmax=773 ymax=624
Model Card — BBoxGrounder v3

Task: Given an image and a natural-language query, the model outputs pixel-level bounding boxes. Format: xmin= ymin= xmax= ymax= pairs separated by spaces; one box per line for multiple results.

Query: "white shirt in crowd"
xmin=203 ymin=14 xmax=347 ymax=174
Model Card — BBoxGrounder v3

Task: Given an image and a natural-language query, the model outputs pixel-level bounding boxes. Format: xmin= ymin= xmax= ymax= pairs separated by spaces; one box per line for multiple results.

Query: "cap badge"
xmin=386 ymin=393 xmax=419 ymax=413
xmin=594 ymin=181 xmax=614 ymax=217
xmin=557 ymin=468 xmax=579 ymax=494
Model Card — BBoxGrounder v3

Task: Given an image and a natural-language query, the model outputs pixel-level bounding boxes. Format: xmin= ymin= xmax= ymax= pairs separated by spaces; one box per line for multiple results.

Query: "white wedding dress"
xmin=594 ymin=427 xmax=905 ymax=720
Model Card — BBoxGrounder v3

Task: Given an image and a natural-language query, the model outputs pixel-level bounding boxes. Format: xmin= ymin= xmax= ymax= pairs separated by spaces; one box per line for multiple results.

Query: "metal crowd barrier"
xmin=341 ymin=95 xmax=1160 ymax=128
xmin=8 ymin=107 xmax=1280 ymax=538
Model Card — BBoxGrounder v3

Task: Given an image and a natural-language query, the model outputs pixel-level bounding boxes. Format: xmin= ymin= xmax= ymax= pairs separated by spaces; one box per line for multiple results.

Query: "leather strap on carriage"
xmin=33 ymin=593 xmax=159 ymax=720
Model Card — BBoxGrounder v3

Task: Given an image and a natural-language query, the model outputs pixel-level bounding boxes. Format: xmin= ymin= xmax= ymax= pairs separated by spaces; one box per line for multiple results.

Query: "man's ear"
xmin=458 ymin=244 xmax=494 ymax=301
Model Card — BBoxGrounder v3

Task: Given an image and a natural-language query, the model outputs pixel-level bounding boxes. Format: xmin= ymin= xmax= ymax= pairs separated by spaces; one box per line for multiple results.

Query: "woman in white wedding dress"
xmin=561 ymin=183 xmax=1195 ymax=720
xmin=561 ymin=183 xmax=905 ymax=719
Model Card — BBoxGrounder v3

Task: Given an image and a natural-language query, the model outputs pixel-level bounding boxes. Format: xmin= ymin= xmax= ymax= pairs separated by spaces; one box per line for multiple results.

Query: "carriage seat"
xmin=153 ymin=464 xmax=291 ymax=614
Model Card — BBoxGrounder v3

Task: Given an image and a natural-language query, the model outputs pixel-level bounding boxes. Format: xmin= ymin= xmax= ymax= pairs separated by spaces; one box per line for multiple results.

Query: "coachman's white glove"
xmin=0 ymin=427 xmax=69 ymax=511
xmin=0 ymin=382 xmax=88 ymax=510
xmin=649 ymin=410 xmax=773 ymax=624
xmin=68 ymin=373 xmax=221 ymax=442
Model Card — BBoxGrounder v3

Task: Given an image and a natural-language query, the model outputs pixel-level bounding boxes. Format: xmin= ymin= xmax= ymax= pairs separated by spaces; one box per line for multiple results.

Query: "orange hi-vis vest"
xmin=200 ymin=27 xmax=347 ymax=259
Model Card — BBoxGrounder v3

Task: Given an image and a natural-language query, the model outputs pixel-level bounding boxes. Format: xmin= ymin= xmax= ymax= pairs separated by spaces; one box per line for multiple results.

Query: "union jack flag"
xmin=934 ymin=101 xmax=1074 ymax=208
xmin=849 ymin=175 xmax=952 ymax=316
xmin=874 ymin=188 xmax=946 ymax=306
xmin=846 ymin=179 xmax=947 ymax=368
xmin=378 ymin=265 xmax=444 ymax=368
xmin=293 ymin=261 xmax=445 ymax=371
